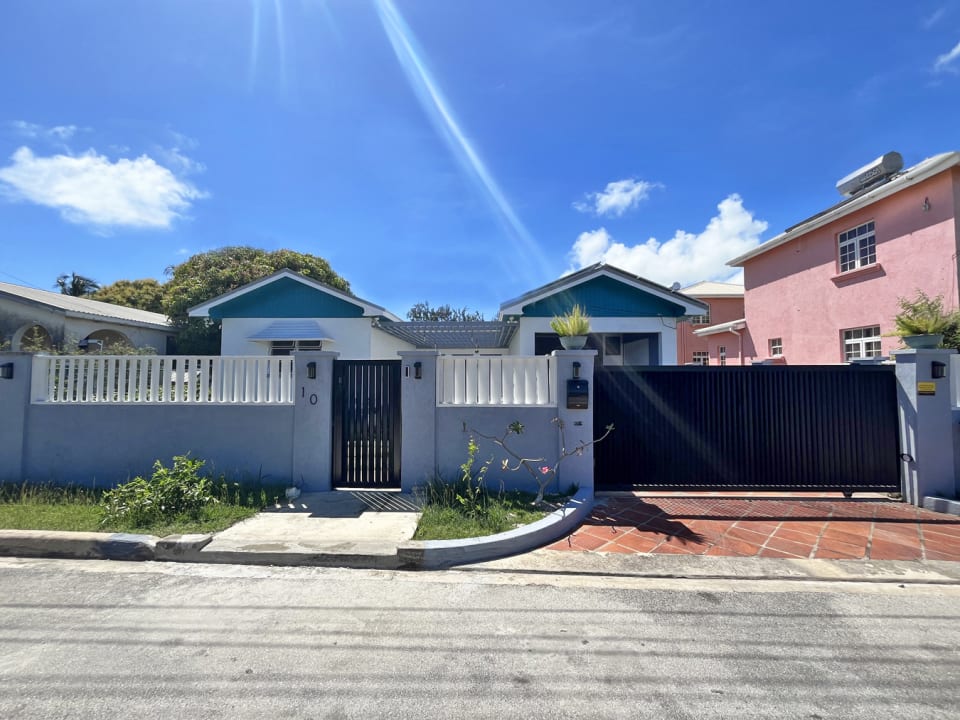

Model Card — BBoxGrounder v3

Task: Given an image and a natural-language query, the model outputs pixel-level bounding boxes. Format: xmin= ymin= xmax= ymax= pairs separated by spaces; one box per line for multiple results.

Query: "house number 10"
xmin=301 ymin=387 xmax=318 ymax=405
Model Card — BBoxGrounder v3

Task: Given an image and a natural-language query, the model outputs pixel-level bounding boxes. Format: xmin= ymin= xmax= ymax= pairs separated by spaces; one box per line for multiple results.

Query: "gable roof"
xmin=728 ymin=151 xmax=960 ymax=267
xmin=187 ymin=269 xmax=402 ymax=321
xmin=681 ymin=281 xmax=744 ymax=298
xmin=0 ymin=280 xmax=171 ymax=330
xmin=498 ymin=263 xmax=707 ymax=317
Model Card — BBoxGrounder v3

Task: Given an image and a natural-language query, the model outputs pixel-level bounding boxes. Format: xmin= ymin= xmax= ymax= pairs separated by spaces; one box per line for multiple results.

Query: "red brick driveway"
xmin=546 ymin=493 xmax=960 ymax=561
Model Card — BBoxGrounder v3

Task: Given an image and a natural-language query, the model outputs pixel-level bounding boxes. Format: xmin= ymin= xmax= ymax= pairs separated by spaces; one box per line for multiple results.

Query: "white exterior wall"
xmin=221 ymin=318 xmax=418 ymax=359
xmin=508 ymin=316 xmax=678 ymax=363
xmin=1 ymin=298 xmax=172 ymax=352
xmin=370 ymin=326 xmax=415 ymax=359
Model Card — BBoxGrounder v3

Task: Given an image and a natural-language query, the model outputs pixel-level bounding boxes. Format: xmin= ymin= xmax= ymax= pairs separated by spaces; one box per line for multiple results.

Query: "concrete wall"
xmin=400 ymin=349 xmax=597 ymax=496
xmin=23 ymin=404 xmax=294 ymax=486
xmin=742 ymin=170 xmax=960 ymax=364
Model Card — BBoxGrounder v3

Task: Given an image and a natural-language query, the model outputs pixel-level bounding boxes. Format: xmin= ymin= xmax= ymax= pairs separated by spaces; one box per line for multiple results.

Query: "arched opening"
xmin=15 ymin=324 xmax=54 ymax=352
xmin=81 ymin=329 xmax=131 ymax=353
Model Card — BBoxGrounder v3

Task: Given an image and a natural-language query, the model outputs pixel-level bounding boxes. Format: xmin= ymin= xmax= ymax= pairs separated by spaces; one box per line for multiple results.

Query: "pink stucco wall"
xmin=740 ymin=168 xmax=960 ymax=364
xmin=677 ymin=296 xmax=744 ymax=364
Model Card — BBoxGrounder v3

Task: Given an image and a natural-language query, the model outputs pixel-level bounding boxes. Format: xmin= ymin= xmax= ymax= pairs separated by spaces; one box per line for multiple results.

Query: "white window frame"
xmin=838 ymin=221 xmax=876 ymax=273
xmin=688 ymin=306 xmax=711 ymax=325
xmin=691 ymin=351 xmax=709 ymax=366
xmin=769 ymin=337 xmax=783 ymax=356
xmin=270 ymin=340 xmax=324 ymax=356
xmin=718 ymin=345 xmax=727 ymax=366
xmin=842 ymin=326 xmax=881 ymax=361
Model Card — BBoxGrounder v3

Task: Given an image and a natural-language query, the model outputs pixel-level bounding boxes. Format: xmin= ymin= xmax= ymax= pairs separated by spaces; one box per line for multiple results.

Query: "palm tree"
xmin=55 ymin=273 xmax=100 ymax=297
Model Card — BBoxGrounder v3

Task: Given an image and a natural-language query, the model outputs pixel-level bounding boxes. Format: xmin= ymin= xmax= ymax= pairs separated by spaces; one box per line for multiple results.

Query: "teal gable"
xmin=521 ymin=276 xmax=686 ymax=318
xmin=208 ymin=277 xmax=365 ymax=319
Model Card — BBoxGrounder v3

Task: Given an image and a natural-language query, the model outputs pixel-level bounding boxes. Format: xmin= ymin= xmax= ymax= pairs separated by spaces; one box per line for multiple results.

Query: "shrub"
xmin=894 ymin=291 xmax=960 ymax=337
xmin=549 ymin=305 xmax=590 ymax=336
xmin=99 ymin=455 xmax=216 ymax=528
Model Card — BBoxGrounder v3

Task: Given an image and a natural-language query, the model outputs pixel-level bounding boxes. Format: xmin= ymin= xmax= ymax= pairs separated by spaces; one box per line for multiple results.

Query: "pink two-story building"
xmin=676 ymin=281 xmax=744 ymax=365
xmin=696 ymin=151 xmax=960 ymax=365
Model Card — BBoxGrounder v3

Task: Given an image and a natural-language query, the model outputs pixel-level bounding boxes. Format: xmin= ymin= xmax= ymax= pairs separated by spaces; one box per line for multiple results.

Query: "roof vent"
xmin=836 ymin=152 xmax=903 ymax=197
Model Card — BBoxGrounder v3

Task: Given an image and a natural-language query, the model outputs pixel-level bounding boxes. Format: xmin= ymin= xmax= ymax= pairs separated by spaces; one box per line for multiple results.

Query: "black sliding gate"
xmin=332 ymin=360 xmax=401 ymax=488
xmin=594 ymin=365 xmax=901 ymax=493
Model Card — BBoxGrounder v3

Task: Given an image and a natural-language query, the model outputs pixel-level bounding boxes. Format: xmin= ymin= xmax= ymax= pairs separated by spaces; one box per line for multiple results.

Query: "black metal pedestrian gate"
xmin=332 ymin=360 xmax=401 ymax=488
xmin=594 ymin=365 xmax=900 ymax=493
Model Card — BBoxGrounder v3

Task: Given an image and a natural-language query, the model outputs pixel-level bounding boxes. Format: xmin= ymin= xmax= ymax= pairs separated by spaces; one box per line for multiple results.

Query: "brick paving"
xmin=545 ymin=493 xmax=960 ymax=560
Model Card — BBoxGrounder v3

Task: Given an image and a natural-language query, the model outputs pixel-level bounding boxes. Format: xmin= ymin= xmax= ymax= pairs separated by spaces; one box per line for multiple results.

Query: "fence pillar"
xmin=0 ymin=353 xmax=32 ymax=482
xmin=292 ymin=351 xmax=338 ymax=492
xmin=553 ymin=350 xmax=597 ymax=494
xmin=398 ymin=350 xmax=439 ymax=493
xmin=894 ymin=348 xmax=957 ymax=506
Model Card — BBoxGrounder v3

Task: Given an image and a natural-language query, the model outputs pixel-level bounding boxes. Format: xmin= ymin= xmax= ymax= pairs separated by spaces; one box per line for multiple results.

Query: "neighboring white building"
xmin=0 ymin=281 xmax=175 ymax=353
xmin=190 ymin=265 xmax=707 ymax=364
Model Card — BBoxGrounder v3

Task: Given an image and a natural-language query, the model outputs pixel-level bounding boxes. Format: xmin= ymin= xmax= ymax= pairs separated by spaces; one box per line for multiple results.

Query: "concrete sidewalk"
xmin=199 ymin=491 xmax=421 ymax=568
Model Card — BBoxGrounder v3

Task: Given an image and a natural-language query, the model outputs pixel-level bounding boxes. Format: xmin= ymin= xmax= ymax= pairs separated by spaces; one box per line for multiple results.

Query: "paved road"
xmin=0 ymin=558 xmax=958 ymax=719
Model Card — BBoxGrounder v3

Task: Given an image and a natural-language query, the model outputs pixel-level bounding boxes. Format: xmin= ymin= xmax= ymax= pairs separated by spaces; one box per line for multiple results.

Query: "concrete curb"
xmin=396 ymin=490 xmax=593 ymax=569
xmin=0 ymin=530 xmax=215 ymax=563
xmin=0 ymin=530 xmax=157 ymax=561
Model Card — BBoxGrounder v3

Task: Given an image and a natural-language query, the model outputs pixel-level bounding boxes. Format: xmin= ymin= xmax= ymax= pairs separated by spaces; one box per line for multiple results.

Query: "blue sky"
xmin=1 ymin=0 xmax=959 ymax=318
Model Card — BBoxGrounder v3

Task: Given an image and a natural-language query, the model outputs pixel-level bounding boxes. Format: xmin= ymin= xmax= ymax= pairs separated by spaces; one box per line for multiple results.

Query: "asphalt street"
xmin=0 ymin=557 xmax=958 ymax=719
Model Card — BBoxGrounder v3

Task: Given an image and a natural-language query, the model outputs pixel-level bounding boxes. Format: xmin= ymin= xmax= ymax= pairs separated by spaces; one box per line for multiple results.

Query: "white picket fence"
xmin=437 ymin=356 xmax=556 ymax=406
xmin=31 ymin=355 xmax=295 ymax=405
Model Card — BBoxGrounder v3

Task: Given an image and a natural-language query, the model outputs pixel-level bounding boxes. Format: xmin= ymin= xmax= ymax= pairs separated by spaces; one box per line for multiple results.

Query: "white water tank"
xmin=836 ymin=152 xmax=903 ymax=197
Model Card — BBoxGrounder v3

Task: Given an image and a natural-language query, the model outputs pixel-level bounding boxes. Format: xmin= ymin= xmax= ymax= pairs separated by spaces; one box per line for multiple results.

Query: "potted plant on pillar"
xmin=550 ymin=304 xmax=591 ymax=350
xmin=893 ymin=291 xmax=960 ymax=349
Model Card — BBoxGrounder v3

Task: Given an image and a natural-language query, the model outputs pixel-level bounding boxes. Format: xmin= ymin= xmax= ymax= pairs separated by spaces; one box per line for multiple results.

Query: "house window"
xmin=691 ymin=351 xmax=709 ymax=366
xmin=688 ymin=305 xmax=711 ymax=325
xmin=769 ymin=337 xmax=783 ymax=356
xmin=603 ymin=335 xmax=622 ymax=356
xmin=842 ymin=326 xmax=881 ymax=361
xmin=718 ymin=345 xmax=727 ymax=366
xmin=270 ymin=340 xmax=324 ymax=356
xmin=838 ymin=221 xmax=876 ymax=273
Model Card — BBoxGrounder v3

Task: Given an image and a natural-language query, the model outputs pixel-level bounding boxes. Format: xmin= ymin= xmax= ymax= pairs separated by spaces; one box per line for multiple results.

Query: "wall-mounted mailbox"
xmin=567 ymin=378 xmax=588 ymax=409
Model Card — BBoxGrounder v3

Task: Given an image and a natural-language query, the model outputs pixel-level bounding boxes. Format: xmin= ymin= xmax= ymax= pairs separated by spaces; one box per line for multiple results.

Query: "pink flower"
xmin=540 ymin=466 xmax=551 ymax=475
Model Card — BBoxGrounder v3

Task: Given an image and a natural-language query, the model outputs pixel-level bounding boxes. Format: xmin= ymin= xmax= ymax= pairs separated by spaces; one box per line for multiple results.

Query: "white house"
xmin=189 ymin=264 xmax=707 ymax=363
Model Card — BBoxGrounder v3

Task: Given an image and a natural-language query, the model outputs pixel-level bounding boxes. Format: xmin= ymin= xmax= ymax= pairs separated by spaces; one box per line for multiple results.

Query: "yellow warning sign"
xmin=918 ymin=382 xmax=936 ymax=395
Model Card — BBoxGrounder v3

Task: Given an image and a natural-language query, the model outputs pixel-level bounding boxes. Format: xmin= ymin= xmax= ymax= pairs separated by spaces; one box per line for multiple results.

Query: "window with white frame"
xmin=842 ymin=326 xmax=881 ymax=361
xmin=270 ymin=340 xmax=324 ymax=356
xmin=838 ymin=221 xmax=876 ymax=273
xmin=769 ymin=337 xmax=783 ymax=356
xmin=718 ymin=345 xmax=727 ymax=366
xmin=688 ymin=305 xmax=711 ymax=325
xmin=691 ymin=351 xmax=709 ymax=366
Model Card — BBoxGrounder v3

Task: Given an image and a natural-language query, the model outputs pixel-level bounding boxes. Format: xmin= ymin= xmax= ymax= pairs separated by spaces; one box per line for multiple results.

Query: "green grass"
xmin=0 ymin=480 xmax=282 ymax=536
xmin=412 ymin=485 xmax=549 ymax=541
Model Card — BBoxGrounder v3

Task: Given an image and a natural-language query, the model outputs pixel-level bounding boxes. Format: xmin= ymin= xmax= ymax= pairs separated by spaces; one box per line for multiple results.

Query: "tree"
xmin=55 ymin=273 xmax=100 ymax=296
xmin=406 ymin=301 xmax=484 ymax=322
xmin=91 ymin=279 xmax=166 ymax=314
xmin=163 ymin=247 xmax=351 ymax=354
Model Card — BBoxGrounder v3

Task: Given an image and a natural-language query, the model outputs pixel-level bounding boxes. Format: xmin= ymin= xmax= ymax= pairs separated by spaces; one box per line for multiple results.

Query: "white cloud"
xmin=10 ymin=121 xmax=79 ymax=141
xmin=922 ymin=7 xmax=946 ymax=29
xmin=569 ymin=194 xmax=767 ymax=286
xmin=0 ymin=146 xmax=208 ymax=229
xmin=934 ymin=40 xmax=960 ymax=72
xmin=574 ymin=178 xmax=661 ymax=217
